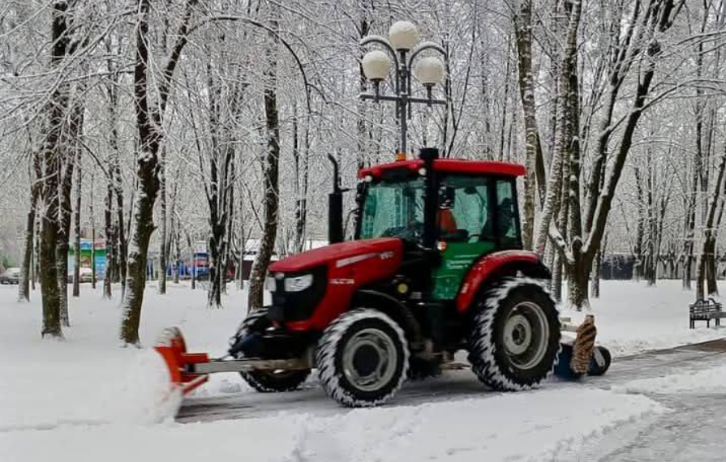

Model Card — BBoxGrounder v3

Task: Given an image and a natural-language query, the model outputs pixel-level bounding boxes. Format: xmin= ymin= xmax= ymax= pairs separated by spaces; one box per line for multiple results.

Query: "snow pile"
xmin=107 ymin=350 xmax=182 ymax=424
xmin=613 ymin=363 xmax=726 ymax=395
xmin=2 ymin=388 xmax=666 ymax=462
xmin=0 ymin=283 xmax=247 ymax=431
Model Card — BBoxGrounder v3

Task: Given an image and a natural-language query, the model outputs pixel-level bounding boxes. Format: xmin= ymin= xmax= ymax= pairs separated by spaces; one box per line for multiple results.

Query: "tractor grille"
xmin=268 ymin=266 xmax=328 ymax=323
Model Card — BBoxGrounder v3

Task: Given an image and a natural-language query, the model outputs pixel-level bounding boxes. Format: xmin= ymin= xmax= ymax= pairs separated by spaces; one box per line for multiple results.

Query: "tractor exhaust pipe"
xmin=328 ymin=154 xmax=344 ymax=244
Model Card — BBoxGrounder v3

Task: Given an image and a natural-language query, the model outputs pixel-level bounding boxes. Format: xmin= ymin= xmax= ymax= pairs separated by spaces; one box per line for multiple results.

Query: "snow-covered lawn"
xmin=0 ymin=279 xmax=723 ymax=461
xmin=587 ymin=280 xmax=725 ymax=356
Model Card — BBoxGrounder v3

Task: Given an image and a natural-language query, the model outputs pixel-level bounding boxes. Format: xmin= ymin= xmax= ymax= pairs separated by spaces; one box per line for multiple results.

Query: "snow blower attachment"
xmin=154 ymin=327 xmax=209 ymax=395
xmin=555 ymin=315 xmax=611 ymax=379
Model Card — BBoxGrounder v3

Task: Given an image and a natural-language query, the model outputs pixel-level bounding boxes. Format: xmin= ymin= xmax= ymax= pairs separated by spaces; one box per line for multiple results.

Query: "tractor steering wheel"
xmin=382 ymin=222 xmax=424 ymax=241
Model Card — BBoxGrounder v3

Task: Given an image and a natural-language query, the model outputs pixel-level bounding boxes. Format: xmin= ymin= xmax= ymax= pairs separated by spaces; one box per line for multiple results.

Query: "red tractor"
xmin=157 ymin=148 xmax=563 ymax=407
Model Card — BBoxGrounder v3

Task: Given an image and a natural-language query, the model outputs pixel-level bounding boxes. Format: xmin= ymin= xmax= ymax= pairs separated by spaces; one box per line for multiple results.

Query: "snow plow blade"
xmin=154 ymin=327 xmax=210 ymax=395
xmin=154 ymin=327 xmax=311 ymax=396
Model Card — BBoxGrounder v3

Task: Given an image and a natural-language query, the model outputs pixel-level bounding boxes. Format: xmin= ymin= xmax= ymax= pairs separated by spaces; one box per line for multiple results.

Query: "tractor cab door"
xmin=430 ymin=175 xmax=521 ymax=300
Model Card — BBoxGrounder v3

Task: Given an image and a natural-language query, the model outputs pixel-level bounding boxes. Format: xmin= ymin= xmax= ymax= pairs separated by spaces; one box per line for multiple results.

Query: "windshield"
xmin=358 ymin=177 xmax=425 ymax=242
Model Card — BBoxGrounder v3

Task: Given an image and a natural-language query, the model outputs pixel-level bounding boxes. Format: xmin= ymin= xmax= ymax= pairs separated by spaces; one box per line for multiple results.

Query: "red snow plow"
xmin=154 ymin=149 xmax=609 ymax=407
xmin=154 ymin=327 xmax=311 ymax=396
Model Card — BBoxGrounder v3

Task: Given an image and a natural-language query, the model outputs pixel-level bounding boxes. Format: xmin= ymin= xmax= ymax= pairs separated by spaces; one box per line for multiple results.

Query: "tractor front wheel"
xmin=316 ymin=309 xmax=409 ymax=407
xmin=233 ymin=310 xmax=310 ymax=393
xmin=468 ymin=279 xmax=560 ymax=391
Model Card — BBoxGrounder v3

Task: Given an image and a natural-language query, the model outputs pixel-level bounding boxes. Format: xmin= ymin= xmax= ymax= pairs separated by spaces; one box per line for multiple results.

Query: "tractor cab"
xmin=354 ymin=148 xmax=525 ymax=301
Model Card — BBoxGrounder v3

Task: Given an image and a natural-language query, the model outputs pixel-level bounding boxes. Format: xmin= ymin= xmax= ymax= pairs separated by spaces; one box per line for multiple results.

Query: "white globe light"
xmin=414 ymin=56 xmax=445 ymax=86
xmin=389 ymin=21 xmax=420 ymax=51
xmin=362 ymin=50 xmax=391 ymax=82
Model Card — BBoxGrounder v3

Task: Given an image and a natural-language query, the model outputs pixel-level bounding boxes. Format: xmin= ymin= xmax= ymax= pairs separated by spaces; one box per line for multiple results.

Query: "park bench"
xmin=689 ymin=298 xmax=726 ymax=329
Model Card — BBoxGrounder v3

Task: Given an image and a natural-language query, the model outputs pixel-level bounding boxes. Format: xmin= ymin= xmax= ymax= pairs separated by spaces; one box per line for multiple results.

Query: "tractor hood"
xmin=269 ymin=238 xmax=403 ymax=273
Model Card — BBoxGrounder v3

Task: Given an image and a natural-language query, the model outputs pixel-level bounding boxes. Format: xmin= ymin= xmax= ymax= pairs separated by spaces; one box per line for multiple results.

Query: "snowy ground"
xmin=0 ymin=280 xmax=724 ymax=461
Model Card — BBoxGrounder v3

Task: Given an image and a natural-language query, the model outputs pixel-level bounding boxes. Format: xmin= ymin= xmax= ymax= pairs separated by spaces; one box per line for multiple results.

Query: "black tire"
xmin=468 ymin=279 xmax=560 ymax=391
xmin=588 ymin=346 xmax=612 ymax=376
xmin=316 ymin=309 xmax=409 ymax=407
xmin=233 ymin=310 xmax=310 ymax=393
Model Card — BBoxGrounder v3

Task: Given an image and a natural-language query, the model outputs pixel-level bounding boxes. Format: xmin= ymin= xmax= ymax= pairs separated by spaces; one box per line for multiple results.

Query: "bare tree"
xmin=512 ymin=0 xmax=542 ymax=249
xmin=19 ymin=147 xmax=42 ymax=302
xmin=249 ymin=4 xmax=280 ymax=312
xmin=39 ymin=1 xmax=74 ymax=339
xmin=120 ymin=0 xmax=199 ymax=344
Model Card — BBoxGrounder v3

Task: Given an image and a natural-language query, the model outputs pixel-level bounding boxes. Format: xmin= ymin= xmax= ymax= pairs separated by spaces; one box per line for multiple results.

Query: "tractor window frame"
xmin=436 ymin=173 xmax=494 ymax=244
xmin=355 ymin=172 xmax=427 ymax=242
xmin=491 ymin=176 xmax=523 ymax=250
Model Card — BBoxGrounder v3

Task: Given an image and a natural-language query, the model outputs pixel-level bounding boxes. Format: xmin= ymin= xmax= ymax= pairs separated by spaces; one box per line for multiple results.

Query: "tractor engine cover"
xmin=267 ymin=238 xmax=404 ymax=332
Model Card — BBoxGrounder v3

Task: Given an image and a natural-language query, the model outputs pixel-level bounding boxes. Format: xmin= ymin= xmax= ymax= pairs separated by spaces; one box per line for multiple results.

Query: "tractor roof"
xmin=358 ymin=158 xmax=526 ymax=180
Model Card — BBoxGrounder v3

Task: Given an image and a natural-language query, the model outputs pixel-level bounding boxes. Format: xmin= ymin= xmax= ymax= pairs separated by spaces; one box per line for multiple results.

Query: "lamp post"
xmin=360 ymin=21 xmax=447 ymax=157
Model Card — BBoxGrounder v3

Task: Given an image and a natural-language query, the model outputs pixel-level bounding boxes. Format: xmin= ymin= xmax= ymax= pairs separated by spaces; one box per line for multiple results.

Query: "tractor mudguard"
xmin=352 ymin=289 xmax=422 ymax=343
xmin=456 ymin=250 xmax=551 ymax=313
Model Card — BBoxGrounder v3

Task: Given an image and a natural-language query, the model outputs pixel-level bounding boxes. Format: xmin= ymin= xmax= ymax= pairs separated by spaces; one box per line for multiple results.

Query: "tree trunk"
xmin=103 ymin=180 xmax=114 ymax=299
xmin=120 ymin=0 xmax=197 ymax=344
xmin=33 ymin=213 xmax=40 ymax=291
xmin=19 ymin=198 xmax=36 ymax=303
xmin=120 ymin=0 xmax=161 ymax=344
xmin=696 ymin=142 xmax=726 ymax=299
xmin=108 ymin=82 xmax=126 ymax=293
xmin=249 ymin=10 xmax=280 ymax=312
xmin=39 ymin=1 xmax=71 ymax=339
xmin=173 ymin=229 xmax=181 ymax=284
xmin=58 ymin=95 xmax=82 ymax=326
xmin=534 ymin=0 xmax=582 ymax=256
xmin=190 ymin=233 xmax=196 ymax=291
xmin=551 ymin=251 xmax=563 ymax=302
xmin=513 ymin=0 xmax=540 ymax=250
xmin=237 ymin=191 xmax=246 ymax=291
xmin=159 ymin=146 xmax=168 ymax=295
xmin=633 ymin=167 xmax=645 ymax=281
xmin=19 ymin=150 xmax=42 ymax=302
xmin=72 ymin=133 xmax=82 ymax=298
xmin=592 ymin=234 xmax=606 ymax=298
xmin=89 ymin=172 xmax=97 ymax=290
xmin=91 ymin=223 xmax=96 ymax=288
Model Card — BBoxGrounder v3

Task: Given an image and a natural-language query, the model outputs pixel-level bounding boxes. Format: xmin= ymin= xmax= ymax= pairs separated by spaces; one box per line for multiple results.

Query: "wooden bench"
xmin=689 ymin=298 xmax=726 ymax=329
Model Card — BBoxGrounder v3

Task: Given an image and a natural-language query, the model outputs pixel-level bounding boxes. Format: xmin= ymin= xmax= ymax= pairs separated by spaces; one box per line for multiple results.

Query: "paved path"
xmin=178 ymin=339 xmax=726 ymax=429
xmin=565 ymin=339 xmax=726 ymax=462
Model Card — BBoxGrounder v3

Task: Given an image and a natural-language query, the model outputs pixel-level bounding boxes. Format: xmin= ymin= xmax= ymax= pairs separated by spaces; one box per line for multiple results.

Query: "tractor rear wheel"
xmin=468 ymin=279 xmax=560 ymax=391
xmin=233 ymin=310 xmax=310 ymax=393
xmin=316 ymin=309 xmax=409 ymax=407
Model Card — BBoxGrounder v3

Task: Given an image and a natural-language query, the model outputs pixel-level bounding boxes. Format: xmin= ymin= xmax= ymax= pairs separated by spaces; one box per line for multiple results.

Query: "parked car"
xmin=0 ymin=267 xmax=21 ymax=285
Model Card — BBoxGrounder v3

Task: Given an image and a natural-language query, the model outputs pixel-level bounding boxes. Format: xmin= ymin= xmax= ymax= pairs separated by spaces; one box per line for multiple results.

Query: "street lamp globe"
xmin=414 ymin=56 xmax=445 ymax=86
xmin=389 ymin=21 xmax=420 ymax=51
xmin=362 ymin=50 xmax=391 ymax=82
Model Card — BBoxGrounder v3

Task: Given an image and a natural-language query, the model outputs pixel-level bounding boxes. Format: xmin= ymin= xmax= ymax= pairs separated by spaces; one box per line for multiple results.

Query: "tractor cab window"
xmin=359 ymin=176 xmax=426 ymax=242
xmin=437 ymin=175 xmax=493 ymax=243
xmin=496 ymin=179 xmax=520 ymax=248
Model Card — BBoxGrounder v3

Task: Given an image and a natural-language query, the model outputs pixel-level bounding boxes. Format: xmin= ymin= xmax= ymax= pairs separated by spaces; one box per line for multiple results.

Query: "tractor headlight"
xmin=284 ymin=274 xmax=314 ymax=292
